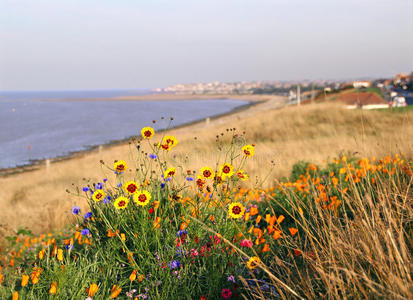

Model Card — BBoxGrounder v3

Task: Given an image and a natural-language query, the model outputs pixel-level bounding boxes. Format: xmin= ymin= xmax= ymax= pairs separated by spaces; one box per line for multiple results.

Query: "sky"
xmin=0 ymin=0 xmax=412 ymax=90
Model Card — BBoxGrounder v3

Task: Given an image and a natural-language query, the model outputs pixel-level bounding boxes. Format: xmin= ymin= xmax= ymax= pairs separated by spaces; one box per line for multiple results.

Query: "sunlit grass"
xmin=1 ymin=125 xmax=412 ymax=299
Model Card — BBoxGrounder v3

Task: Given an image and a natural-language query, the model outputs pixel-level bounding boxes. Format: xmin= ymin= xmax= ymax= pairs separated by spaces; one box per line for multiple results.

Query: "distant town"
xmin=156 ymin=72 xmax=413 ymax=109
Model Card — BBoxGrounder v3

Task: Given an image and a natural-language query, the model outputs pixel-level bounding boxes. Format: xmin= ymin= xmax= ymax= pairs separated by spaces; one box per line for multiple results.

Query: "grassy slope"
xmin=1 ymin=102 xmax=413 ymax=236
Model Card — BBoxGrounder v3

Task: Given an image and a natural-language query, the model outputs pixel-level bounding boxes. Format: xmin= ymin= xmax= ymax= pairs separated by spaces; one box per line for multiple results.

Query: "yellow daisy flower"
xmin=114 ymin=196 xmax=129 ymax=210
xmin=236 ymin=170 xmax=249 ymax=181
xmin=246 ymin=256 xmax=261 ymax=270
xmin=133 ymin=190 xmax=151 ymax=206
xmin=228 ymin=202 xmax=245 ymax=219
xmin=164 ymin=167 xmax=176 ymax=179
xmin=114 ymin=160 xmax=127 ymax=173
xmin=141 ymin=127 xmax=155 ymax=139
xmin=159 ymin=135 xmax=178 ymax=151
xmin=219 ymin=163 xmax=234 ymax=179
xmin=92 ymin=189 xmax=106 ymax=202
xmin=123 ymin=181 xmax=139 ymax=195
xmin=242 ymin=145 xmax=255 ymax=157
xmin=200 ymin=166 xmax=215 ymax=179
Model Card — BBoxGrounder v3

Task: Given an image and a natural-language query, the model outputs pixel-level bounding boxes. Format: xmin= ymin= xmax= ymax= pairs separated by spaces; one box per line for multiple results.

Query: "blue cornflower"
xmin=71 ymin=206 xmax=80 ymax=215
xmin=177 ymin=230 xmax=187 ymax=238
xmin=165 ymin=177 xmax=171 ymax=182
xmin=84 ymin=212 xmax=92 ymax=219
xmin=81 ymin=228 xmax=90 ymax=235
xmin=160 ymin=183 xmax=165 ymax=189
xmin=95 ymin=182 xmax=103 ymax=189
xmin=66 ymin=244 xmax=73 ymax=250
xmin=149 ymin=153 xmax=157 ymax=159
xmin=117 ymin=183 xmax=122 ymax=188
xmin=176 ymin=248 xmax=187 ymax=257
xmin=103 ymin=196 xmax=111 ymax=204
xmin=186 ymin=176 xmax=194 ymax=181
xmin=103 ymin=178 xmax=107 ymax=182
xmin=247 ymin=280 xmax=256 ymax=286
xmin=169 ymin=260 xmax=180 ymax=269
xmin=82 ymin=187 xmax=89 ymax=192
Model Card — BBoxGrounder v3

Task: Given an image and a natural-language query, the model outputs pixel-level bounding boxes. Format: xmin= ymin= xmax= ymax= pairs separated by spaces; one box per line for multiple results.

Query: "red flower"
xmin=149 ymin=208 xmax=154 ymax=214
xmin=221 ymin=288 xmax=232 ymax=299
xmin=240 ymin=239 xmax=253 ymax=248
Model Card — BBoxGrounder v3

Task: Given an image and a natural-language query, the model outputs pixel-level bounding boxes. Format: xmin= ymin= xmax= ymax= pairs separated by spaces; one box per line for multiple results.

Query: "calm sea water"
xmin=0 ymin=91 xmax=248 ymax=169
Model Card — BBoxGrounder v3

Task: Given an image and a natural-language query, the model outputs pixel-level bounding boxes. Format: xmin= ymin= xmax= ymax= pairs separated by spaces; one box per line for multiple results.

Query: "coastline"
xmin=46 ymin=93 xmax=266 ymax=102
xmin=0 ymin=94 xmax=284 ymax=177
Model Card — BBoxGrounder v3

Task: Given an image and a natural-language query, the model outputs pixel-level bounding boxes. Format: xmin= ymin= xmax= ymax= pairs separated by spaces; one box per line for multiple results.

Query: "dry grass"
xmin=1 ymin=101 xmax=413 ymax=236
xmin=243 ymin=159 xmax=413 ymax=299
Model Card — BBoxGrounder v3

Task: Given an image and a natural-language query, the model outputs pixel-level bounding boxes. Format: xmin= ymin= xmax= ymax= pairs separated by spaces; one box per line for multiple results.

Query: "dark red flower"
xmin=221 ymin=288 xmax=232 ymax=299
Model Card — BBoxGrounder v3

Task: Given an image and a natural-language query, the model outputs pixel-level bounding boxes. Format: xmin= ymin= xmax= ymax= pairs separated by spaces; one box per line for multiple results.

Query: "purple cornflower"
xmin=82 ymin=187 xmax=89 ymax=192
xmin=186 ymin=176 xmax=194 ymax=181
xmin=95 ymin=182 xmax=103 ymax=189
xmin=84 ymin=212 xmax=92 ymax=219
xmin=227 ymin=275 xmax=236 ymax=283
xmin=169 ymin=260 xmax=180 ymax=269
xmin=71 ymin=206 xmax=80 ymax=215
xmin=81 ymin=228 xmax=90 ymax=235
xmin=117 ymin=182 xmax=122 ymax=187
xmin=149 ymin=153 xmax=157 ymax=159
xmin=103 ymin=178 xmax=108 ymax=182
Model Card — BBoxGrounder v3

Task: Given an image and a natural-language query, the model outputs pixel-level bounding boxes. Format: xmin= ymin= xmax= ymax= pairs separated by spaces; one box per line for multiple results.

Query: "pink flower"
xmin=221 ymin=288 xmax=232 ymax=299
xmin=190 ymin=248 xmax=199 ymax=257
xmin=240 ymin=239 xmax=253 ymax=248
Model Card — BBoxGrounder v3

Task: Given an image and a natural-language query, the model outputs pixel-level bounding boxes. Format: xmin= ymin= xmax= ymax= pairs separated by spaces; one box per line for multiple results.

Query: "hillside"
xmin=1 ymin=101 xmax=413 ymax=236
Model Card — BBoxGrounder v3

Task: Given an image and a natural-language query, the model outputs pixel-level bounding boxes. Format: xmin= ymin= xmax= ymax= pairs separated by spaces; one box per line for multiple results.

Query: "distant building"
xmin=353 ymin=81 xmax=371 ymax=88
xmin=336 ymin=92 xmax=388 ymax=110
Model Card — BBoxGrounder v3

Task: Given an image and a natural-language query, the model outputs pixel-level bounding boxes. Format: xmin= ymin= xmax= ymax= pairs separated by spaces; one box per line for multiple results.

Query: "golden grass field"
xmin=1 ymin=98 xmax=413 ymax=237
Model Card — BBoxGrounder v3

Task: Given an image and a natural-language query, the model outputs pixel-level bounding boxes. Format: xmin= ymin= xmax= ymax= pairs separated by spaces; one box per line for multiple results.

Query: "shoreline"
xmin=46 ymin=93 xmax=266 ymax=102
xmin=0 ymin=94 xmax=283 ymax=177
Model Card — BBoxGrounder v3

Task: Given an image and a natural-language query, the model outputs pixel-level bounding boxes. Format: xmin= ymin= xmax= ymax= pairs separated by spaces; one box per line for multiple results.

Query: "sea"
xmin=0 ymin=90 xmax=248 ymax=169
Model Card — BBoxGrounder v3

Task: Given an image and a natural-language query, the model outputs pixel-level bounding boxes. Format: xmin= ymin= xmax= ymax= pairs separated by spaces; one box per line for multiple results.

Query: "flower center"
xmin=117 ymin=164 xmax=125 ymax=171
xmin=203 ymin=170 xmax=211 ymax=177
xmin=223 ymin=166 xmax=230 ymax=173
xmin=138 ymin=194 xmax=147 ymax=202
xmin=144 ymin=130 xmax=152 ymax=137
xmin=244 ymin=150 xmax=250 ymax=156
xmin=96 ymin=193 xmax=102 ymax=199
xmin=127 ymin=184 xmax=137 ymax=193
xmin=118 ymin=200 xmax=126 ymax=207
xmin=232 ymin=206 xmax=241 ymax=214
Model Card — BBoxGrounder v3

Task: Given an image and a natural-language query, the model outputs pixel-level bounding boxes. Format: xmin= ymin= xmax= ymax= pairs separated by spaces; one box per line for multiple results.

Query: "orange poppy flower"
xmin=289 ymin=228 xmax=298 ymax=236
xmin=262 ymin=244 xmax=270 ymax=252
xmin=86 ymin=283 xmax=99 ymax=297
xmin=49 ymin=281 xmax=57 ymax=295
xmin=250 ymin=207 xmax=259 ymax=216
xmin=129 ymin=270 xmax=137 ymax=281
xmin=273 ymin=230 xmax=282 ymax=240
xmin=110 ymin=285 xmax=122 ymax=298
xmin=21 ymin=274 xmax=29 ymax=287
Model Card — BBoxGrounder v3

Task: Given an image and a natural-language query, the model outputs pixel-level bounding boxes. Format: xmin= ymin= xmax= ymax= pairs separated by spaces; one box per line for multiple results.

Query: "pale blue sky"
xmin=0 ymin=0 xmax=412 ymax=90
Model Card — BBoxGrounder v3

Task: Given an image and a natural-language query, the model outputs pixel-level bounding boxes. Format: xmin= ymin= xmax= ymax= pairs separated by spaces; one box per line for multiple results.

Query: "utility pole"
xmin=297 ymin=84 xmax=301 ymax=106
